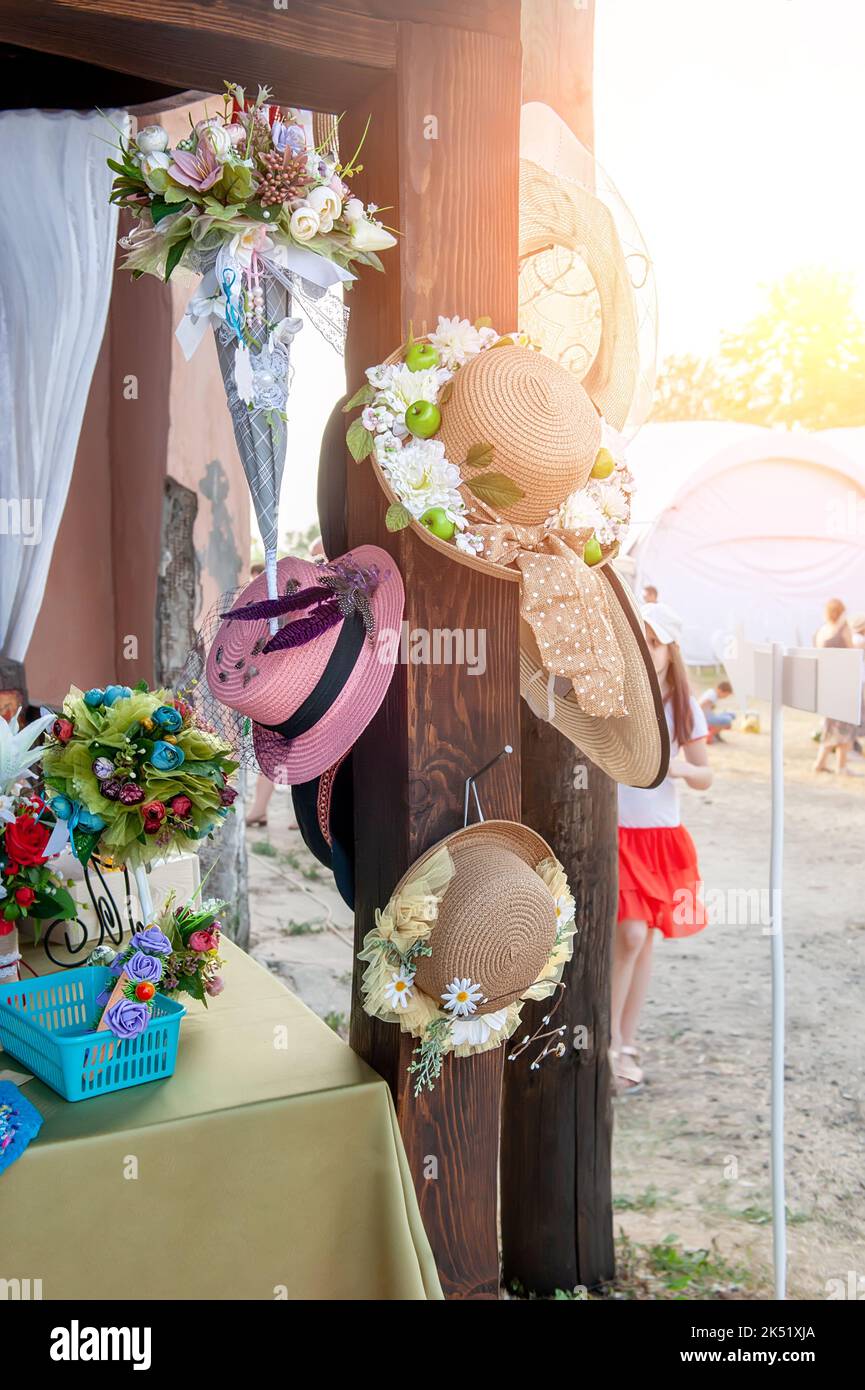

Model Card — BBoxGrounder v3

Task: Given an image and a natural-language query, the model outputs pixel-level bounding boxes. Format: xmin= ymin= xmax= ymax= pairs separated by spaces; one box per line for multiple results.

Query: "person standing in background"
xmin=813 ymin=599 xmax=859 ymax=776
xmin=612 ymin=603 xmax=713 ymax=1093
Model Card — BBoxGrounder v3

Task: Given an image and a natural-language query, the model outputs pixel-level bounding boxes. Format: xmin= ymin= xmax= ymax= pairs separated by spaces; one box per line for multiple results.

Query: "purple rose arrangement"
xmin=41 ymin=681 xmax=238 ymax=871
xmin=95 ymin=892 xmax=226 ymax=1038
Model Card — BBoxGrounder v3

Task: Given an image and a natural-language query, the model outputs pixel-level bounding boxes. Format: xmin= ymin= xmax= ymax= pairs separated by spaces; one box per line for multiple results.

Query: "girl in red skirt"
xmin=612 ymin=603 xmax=712 ymax=1093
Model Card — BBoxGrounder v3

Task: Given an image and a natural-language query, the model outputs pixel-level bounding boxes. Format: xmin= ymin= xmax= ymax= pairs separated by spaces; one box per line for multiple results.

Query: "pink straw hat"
xmin=206 ymin=546 xmax=405 ymax=784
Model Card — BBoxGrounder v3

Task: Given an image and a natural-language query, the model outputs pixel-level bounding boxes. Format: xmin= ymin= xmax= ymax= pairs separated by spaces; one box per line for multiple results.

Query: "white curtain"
xmin=0 ymin=109 xmax=127 ymax=663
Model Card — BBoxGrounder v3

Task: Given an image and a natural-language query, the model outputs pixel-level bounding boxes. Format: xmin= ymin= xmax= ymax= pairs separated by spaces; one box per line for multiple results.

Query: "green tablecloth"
xmin=0 ymin=939 xmax=442 ymax=1301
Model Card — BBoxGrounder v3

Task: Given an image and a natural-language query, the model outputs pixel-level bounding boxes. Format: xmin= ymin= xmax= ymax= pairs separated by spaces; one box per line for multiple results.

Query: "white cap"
xmin=641 ymin=601 xmax=684 ymax=647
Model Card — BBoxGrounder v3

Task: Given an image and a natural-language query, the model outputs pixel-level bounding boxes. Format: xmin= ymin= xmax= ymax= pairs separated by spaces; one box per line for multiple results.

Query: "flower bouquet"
xmin=93 ymin=895 xmax=225 ymax=1039
xmin=41 ymin=683 xmax=238 ymax=888
xmin=108 ymin=83 xmax=396 ymax=619
xmin=0 ymin=712 xmax=79 ymax=981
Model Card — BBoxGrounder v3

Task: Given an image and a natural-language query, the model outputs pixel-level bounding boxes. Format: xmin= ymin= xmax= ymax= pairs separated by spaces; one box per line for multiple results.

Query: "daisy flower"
xmin=451 ymin=1007 xmax=509 ymax=1047
xmin=384 ymin=970 xmax=415 ymax=1010
xmin=441 ymin=977 xmax=484 ymax=1017
xmin=555 ymin=893 xmax=575 ymax=928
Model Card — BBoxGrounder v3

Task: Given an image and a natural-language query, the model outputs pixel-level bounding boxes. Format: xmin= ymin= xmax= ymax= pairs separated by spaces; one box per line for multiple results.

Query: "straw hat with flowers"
xmin=344 ymin=317 xmax=668 ymax=787
xmin=359 ymin=819 xmax=577 ymax=1094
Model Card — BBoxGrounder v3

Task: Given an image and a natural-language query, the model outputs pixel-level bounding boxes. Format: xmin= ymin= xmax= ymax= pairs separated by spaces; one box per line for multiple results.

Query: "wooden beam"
xmin=0 ymin=43 xmax=196 ymax=111
xmin=500 ymin=0 xmax=617 ymax=1296
xmin=0 ymin=0 xmax=397 ymax=111
xmin=343 ymin=16 xmax=522 ymax=1299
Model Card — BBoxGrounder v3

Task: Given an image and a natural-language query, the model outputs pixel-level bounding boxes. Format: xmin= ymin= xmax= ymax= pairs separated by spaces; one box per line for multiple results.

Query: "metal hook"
xmin=463 ymin=745 xmax=513 ymax=828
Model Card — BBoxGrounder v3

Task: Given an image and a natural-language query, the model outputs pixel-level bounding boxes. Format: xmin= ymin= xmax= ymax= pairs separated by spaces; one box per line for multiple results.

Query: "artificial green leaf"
xmin=214 ymin=162 xmax=254 ymax=205
xmin=489 ymin=335 xmax=515 ymax=349
xmin=162 ymin=184 xmax=193 ymax=206
xmin=240 ymin=201 xmax=273 ymax=223
xmin=149 ymin=195 xmax=177 ymax=224
xmin=142 ymin=167 xmax=170 ymax=195
xmin=342 ymin=383 xmax=375 ymax=413
xmin=385 ymin=503 xmax=412 ymax=532
xmin=464 ymin=441 xmax=495 ymax=469
xmin=346 ymin=418 xmax=374 ymax=462
xmin=173 ymin=971 xmax=206 ymax=1004
xmin=164 ymin=236 xmax=191 ymax=282
xmin=466 ymin=471 xmax=525 ymax=508
xmin=439 ymin=379 xmax=454 ymax=404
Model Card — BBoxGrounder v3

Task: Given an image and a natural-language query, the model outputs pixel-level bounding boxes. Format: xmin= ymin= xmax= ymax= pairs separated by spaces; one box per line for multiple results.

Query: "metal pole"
xmin=769 ymin=642 xmax=787 ymax=1300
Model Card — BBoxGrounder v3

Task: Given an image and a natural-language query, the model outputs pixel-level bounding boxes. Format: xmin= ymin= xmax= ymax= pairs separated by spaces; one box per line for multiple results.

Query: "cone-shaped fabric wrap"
xmin=209 ymin=256 xmax=294 ymax=569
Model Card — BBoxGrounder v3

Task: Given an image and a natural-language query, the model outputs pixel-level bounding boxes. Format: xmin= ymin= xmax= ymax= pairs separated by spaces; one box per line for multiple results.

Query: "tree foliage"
xmin=651 ymin=269 xmax=865 ymax=429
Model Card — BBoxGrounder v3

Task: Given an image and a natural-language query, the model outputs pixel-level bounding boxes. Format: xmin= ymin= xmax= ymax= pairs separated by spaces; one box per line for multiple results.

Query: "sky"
xmin=275 ymin=0 xmax=865 ymax=536
xmin=594 ymin=0 xmax=865 ymax=359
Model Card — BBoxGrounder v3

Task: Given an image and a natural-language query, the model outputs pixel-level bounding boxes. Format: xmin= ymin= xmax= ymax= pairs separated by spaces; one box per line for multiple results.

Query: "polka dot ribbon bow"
xmin=473 ymin=522 xmax=627 ymax=719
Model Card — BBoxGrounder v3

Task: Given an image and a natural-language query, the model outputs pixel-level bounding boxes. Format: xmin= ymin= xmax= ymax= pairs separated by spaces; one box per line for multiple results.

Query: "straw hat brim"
xmin=519 ymin=157 xmax=640 ymax=433
xmin=391 ymin=819 xmax=555 ymax=905
xmin=520 ymin=566 xmax=669 ymax=788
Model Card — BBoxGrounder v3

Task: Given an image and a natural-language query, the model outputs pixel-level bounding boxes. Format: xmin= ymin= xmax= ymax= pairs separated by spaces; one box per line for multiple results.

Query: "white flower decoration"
xmin=307 ymin=184 xmax=342 ymax=232
xmin=441 ymin=978 xmax=484 ymax=1017
xmin=429 ymin=315 xmax=488 ymax=369
xmin=384 ymin=970 xmax=415 ymax=1010
xmin=377 ymin=362 xmax=452 ymax=425
xmin=451 ymin=1008 xmax=509 ymax=1047
xmin=455 ymin=531 xmax=484 ymax=555
xmin=555 ymin=893 xmax=575 ymax=928
xmin=380 ymin=437 xmax=465 ymax=520
xmin=362 ymin=403 xmax=395 ymax=433
xmin=559 ymin=491 xmax=605 ymax=535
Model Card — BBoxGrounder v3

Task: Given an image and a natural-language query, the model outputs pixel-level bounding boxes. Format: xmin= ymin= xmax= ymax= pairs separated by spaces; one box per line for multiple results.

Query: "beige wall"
xmin=26 ymin=101 xmax=251 ymax=706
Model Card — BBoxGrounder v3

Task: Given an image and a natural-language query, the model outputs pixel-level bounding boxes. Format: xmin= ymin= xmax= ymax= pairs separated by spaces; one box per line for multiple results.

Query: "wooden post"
xmin=500 ymin=0 xmax=617 ymax=1295
xmin=343 ymin=17 xmax=522 ymax=1299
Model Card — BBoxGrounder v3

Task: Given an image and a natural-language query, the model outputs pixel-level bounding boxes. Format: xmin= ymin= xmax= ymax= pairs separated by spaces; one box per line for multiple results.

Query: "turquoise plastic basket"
xmin=0 ymin=967 xmax=186 ymax=1102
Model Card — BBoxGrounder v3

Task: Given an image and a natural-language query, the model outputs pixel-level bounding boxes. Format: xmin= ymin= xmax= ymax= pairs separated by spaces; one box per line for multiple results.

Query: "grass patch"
xmin=612 ymin=1185 xmax=666 ymax=1214
xmin=609 ymin=1232 xmax=753 ymax=1300
xmin=323 ymin=1011 xmax=348 ymax=1037
xmin=280 ymin=920 xmax=323 ymax=936
xmin=507 ymin=1232 xmax=757 ymax=1301
xmin=251 ymin=840 xmax=279 ymax=857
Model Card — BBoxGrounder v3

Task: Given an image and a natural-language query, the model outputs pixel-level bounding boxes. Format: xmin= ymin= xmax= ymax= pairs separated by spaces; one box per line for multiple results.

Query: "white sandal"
xmin=611 ymin=1045 xmax=644 ymax=1095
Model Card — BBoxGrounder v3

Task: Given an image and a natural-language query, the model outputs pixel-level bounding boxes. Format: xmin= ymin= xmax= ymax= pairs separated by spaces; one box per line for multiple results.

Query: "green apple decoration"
xmin=583 ymin=534 xmax=603 ymax=566
xmin=405 ymin=341 xmax=440 ymax=372
xmin=420 ymin=507 xmax=456 ymax=541
xmin=405 ymin=400 xmax=442 ymax=438
xmin=590 ymin=447 xmax=615 ymax=480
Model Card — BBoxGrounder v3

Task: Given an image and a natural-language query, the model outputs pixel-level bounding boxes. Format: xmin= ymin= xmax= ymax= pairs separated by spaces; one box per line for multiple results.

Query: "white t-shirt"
xmin=618 ymin=696 xmax=708 ymax=829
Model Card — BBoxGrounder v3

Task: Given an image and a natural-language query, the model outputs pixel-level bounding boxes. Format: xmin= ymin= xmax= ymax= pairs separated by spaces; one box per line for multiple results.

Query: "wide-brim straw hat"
xmin=519 ymin=100 xmax=656 ymax=435
xmin=520 ymin=566 xmax=669 ymax=788
xmin=392 ymin=820 xmax=559 ymax=1015
xmin=371 ymin=336 xmax=608 ymax=584
xmin=206 ymin=546 xmax=404 ymax=784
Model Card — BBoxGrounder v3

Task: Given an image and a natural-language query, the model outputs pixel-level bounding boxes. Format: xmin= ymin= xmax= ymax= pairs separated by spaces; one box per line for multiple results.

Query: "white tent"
xmin=623 ymin=423 xmax=865 ymax=665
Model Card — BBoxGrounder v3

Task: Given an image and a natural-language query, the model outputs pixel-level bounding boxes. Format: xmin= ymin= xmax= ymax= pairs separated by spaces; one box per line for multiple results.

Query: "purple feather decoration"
xmin=262 ymin=600 xmax=342 ymax=653
xmin=222 ymin=585 xmax=332 ymax=624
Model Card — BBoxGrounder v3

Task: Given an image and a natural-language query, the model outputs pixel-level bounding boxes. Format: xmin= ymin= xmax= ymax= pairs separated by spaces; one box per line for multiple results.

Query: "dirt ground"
xmin=613 ymin=700 xmax=865 ymax=1299
xmin=247 ymin=699 xmax=865 ymax=1301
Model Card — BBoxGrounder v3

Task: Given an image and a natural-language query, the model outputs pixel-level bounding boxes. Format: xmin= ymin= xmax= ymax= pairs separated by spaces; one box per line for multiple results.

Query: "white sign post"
xmin=723 ymin=636 xmax=863 ymax=1301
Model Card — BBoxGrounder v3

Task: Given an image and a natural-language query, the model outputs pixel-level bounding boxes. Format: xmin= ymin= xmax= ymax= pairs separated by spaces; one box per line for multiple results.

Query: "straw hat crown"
xmin=412 ymin=832 xmax=558 ymax=1014
xmin=439 ymin=344 xmax=601 ymax=526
